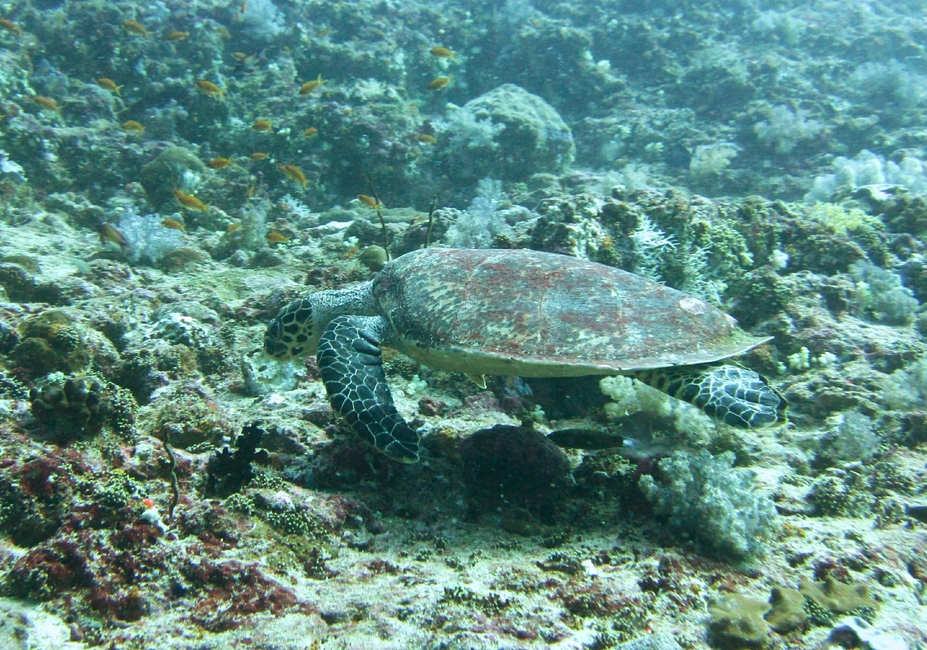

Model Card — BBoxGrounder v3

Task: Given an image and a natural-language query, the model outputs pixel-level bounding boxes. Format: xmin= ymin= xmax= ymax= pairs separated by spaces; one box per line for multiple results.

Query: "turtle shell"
xmin=372 ymin=248 xmax=768 ymax=377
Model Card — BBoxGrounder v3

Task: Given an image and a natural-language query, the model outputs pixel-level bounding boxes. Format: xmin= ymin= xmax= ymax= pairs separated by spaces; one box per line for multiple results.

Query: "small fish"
xmin=120 ymin=120 xmax=145 ymax=132
xmin=316 ymin=27 xmax=331 ymax=37
xmin=226 ymin=222 xmax=243 ymax=234
xmin=122 ymin=20 xmax=148 ymax=37
xmin=97 ymin=78 xmax=124 ymax=96
xmin=277 ymin=163 xmax=308 ymax=187
xmin=251 ymin=119 xmax=273 ymax=132
xmin=215 ymin=25 xmax=231 ymax=39
xmin=265 ymin=231 xmax=289 ymax=244
xmin=246 ymin=184 xmax=256 ymax=197
xmin=427 ymin=76 xmax=451 ymax=90
xmin=98 ymin=223 xmax=129 ymax=251
xmin=161 ymin=218 xmax=185 ymax=232
xmin=342 ymin=108 xmax=351 ymax=117
xmin=239 ymin=0 xmax=249 ymax=14
xmin=207 ymin=157 xmax=232 ymax=169
xmin=165 ymin=30 xmax=189 ymax=41
xmin=357 ymin=194 xmax=380 ymax=209
xmin=32 ymin=96 xmax=60 ymax=112
xmin=173 ymin=189 xmax=209 ymax=211
xmin=302 ymin=126 xmax=318 ymax=137
xmin=299 ymin=74 xmax=325 ymax=95
xmin=429 ymin=46 xmax=455 ymax=59
xmin=417 ymin=133 xmax=436 ymax=144
xmin=195 ymin=79 xmax=224 ymax=97
xmin=231 ymin=50 xmax=265 ymax=75
xmin=0 ymin=18 xmax=22 ymax=37
xmin=250 ymin=152 xmax=270 ymax=160
xmin=546 ymin=429 xmax=629 ymax=450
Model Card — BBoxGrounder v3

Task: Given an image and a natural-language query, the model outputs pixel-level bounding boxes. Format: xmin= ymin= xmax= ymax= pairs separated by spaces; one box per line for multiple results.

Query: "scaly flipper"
xmin=316 ymin=315 xmax=421 ymax=463
xmin=634 ymin=364 xmax=787 ymax=428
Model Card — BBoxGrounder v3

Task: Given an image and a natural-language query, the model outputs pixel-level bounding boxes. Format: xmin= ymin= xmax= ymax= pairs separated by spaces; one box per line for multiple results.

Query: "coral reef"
xmin=436 ymin=84 xmax=575 ymax=183
xmin=0 ymin=0 xmax=924 ymax=646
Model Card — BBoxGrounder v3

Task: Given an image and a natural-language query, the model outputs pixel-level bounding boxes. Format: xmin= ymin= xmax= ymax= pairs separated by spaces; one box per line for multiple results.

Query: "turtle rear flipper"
xmin=635 ymin=364 xmax=787 ymax=428
xmin=317 ymin=315 xmax=421 ymax=463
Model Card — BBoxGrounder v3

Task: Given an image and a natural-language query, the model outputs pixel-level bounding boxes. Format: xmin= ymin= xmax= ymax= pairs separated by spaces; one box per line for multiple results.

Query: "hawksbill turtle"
xmin=264 ymin=248 xmax=786 ymax=463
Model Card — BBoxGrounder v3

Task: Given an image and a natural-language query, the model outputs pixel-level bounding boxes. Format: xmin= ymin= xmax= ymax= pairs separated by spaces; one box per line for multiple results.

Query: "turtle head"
xmin=264 ymin=295 xmax=324 ymax=359
xmin=265 ymin=281 xmax=379 ymax=360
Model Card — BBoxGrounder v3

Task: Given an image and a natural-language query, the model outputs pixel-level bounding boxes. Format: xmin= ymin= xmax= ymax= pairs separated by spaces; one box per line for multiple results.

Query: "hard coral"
xmin=708 ymin=593 xmax=770 ymax=647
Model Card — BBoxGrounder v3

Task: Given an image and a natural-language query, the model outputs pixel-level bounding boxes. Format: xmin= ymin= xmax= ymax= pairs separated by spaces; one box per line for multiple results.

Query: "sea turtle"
xmin=264 ymin=248 xmax=786 ymax=463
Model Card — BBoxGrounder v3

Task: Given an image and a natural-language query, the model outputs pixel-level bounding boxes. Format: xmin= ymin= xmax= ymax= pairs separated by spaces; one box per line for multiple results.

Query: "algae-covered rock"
xmin=708 ymin=593 xmax=770 ymax=646
xmin=438 ymin=84 xmax=574 ymax=182
xmin=12 ymin=311 xmax=91 ymax=377
xmin=0 ymin=262 xmax=36 ymax=302
xmin=765 ymin=586 xmax=807 ymax=633
xmin=139 ymin=147 xmax=207 ymax=210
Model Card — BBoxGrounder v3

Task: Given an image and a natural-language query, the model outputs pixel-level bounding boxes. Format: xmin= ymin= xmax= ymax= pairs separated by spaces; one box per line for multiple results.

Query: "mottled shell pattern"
xmin=372 ymin=248 xmax=767 ymax=376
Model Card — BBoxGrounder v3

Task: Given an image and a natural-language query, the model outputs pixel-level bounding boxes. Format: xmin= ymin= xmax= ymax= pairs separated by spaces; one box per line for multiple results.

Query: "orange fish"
xmin=251 ymin=119 xmax=273 ymax=132
xmin=417 ymin=133 xmax=437 ymax=144
xmin=120 ymin=120 xmax=145 ymax=132
xmin=215 ymin=25 xmax=231 ymax=39
xmin=32 ymin=96 xmax=60 ymax=112
xmin=232 ymin=51 xmax=249 ymax=62
xmin=161 ymin=218 xmax=185 ymax=232
xmin=427 ymin=76 xmax=451 ymax=90
xmin=207 ymin=157 xmax=232 ymax=169
xmin=173 ymin=189 xmax=209 ymax=211
xmin=250 ymin=152 xmax=270 ymax=160
xmin=98 ymin=224 xmax=129 ymax=251
xmin=97 ymin=78 xmax=124 ymax=95
xmin=299 ymin=74 xmax=325 ymax=95
xmin=277 ymin=164 xmax=307 ymax=187
xmin=122 ymin=20 xmax=148 ymax=37
xmin=226 ymin=222 xmax=243 ymax=234
xmin=265 ymin=231 xmax=289 ymax=244
xmin=0 ymin=19 xmax=22 ymax=37
xmin=302 ymin=127 xmax=318 ymax=137
xmin=429 ymin=46 xmax=454 ymax=59
xmin=357 ymin=194 xmax=380 ymax=209
xmin=195 ymin=79 xmax=223 ymax=97
xmin=165 ymin=31 xmax=189 ymax=41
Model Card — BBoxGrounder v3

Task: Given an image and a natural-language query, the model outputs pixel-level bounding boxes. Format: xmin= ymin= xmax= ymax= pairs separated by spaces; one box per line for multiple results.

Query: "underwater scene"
xmin=0 ymin=0 xmax=926 ymax=647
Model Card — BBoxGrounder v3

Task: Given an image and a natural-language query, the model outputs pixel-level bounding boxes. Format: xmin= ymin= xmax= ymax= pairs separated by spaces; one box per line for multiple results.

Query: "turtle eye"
xmin=266 ymin=319 xmax=282 ymax=341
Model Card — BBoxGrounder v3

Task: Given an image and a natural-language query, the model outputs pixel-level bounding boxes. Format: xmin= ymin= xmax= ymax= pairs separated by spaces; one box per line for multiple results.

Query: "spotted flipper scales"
xmin=635 ymin=364 xmax=787 ymax=428
xmin=317 ymin=315 xmax=421 ymax=463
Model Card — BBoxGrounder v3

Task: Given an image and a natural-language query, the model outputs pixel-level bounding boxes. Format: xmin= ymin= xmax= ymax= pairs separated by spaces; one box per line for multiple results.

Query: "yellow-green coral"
xmin=808 ymin=202 xmax=882 ymax=235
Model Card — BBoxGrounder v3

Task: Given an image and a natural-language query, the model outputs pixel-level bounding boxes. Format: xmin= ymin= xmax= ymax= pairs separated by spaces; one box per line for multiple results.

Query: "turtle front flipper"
xmin=634 ymin=364 xmax=787 ymax=428
xmin=317 ymin=315 xmax=421 ymax=463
